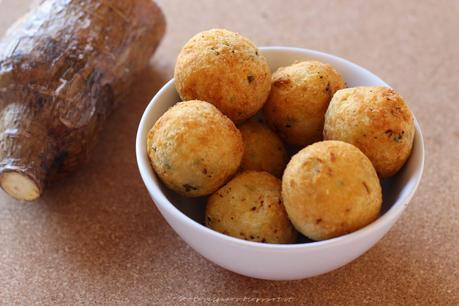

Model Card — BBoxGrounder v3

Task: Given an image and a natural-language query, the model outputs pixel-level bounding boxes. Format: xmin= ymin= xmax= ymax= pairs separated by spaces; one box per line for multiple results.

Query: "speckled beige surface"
xmin=0 ymin=0 xmax=458 ymax=305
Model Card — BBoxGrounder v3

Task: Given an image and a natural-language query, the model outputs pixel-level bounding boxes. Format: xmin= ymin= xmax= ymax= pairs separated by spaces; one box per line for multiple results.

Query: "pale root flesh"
xmin=0 ymin=172 xmax=40 ymax=201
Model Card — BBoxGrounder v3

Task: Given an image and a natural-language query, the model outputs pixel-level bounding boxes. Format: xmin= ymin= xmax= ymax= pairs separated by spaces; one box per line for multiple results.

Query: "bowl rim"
xmin=135 ymin=46 xmax=425 ymax=251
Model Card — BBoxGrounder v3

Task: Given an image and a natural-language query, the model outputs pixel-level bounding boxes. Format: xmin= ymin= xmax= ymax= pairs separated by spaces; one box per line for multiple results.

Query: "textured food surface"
xmin=175 ymin=28 xmax=271 ymax=122
xmin=147 ymin=100 xmax=243 ymax=197
xmin=238 ymin=120 xmax=288 ymax=177
xmin=264 ymin=60 xmax=345 ymax=146
xmin=206 ymin=171 xmax=297 ymax=243
xmin=324 ymin=86 xmax=415 ymax=177
xmin=0 ymin=1 xmax=457 ymax=305
xmin=282 ymin=141 xmax=382 ymax=240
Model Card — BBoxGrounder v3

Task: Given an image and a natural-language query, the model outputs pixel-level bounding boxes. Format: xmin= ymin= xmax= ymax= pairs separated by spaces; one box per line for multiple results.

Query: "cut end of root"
xmin=0 ymin=171 xmax=41 ymax=201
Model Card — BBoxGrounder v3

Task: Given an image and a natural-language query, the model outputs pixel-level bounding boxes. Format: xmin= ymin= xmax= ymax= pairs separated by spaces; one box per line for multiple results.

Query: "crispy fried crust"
xmin=264 ymin=61 xmax=345 ymax=146
xmin=206 ymin=171 xmax=297 ymax=244
xmin=147 ymin=100 xmax=244 ymax=197
xmin=238 ymin=120 xmax=288 ymax=177
xmin=324 ymin=86 xmax=415 ymax=177
xmin=174 ymin=29 xmax=271 ymax=123
xmin=282 ymin=141 xmax=382 ymax=241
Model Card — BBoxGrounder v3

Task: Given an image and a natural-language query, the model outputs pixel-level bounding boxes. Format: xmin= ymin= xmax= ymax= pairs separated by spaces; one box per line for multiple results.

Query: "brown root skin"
xmin=0 ymin=103 xmax=54 ymax=200
xmin=0 ymin=0 xmax=166 ymax=201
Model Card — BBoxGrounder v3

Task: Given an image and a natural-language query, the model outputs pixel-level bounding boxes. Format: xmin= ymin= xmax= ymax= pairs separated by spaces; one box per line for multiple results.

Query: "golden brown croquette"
xmin=206 ymin=171 xmax=297 ymax=243
xmin=239 ymin=120 xmax=288 ymax=177
xmin=264 ymin=60 xmax=345 ymax=146
xmin=175 ymin=29 xmax=271 ymax=123
xmin=282 ymin=141 xmax=382 ymax=241
xmin=324 ymin=86 xmax=415 ymax=177
xmin=147 ymin=100 xmax=243 ymax=197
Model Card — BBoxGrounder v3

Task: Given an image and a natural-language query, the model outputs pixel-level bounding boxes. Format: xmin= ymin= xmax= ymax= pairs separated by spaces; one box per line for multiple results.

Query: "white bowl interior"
xmin=136 ymin=47 xmax=424 ymax=247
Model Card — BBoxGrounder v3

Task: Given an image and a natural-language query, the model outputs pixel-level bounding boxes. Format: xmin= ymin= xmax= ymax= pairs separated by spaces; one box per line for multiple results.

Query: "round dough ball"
xmin=263 ymin=60 xmax=345 ymax=146
xmin=174 ymin=29 xmax=271 ymax=123
xmin=147 ymin=100 xmax=243 ymax=197
xmin=324 ymin=86 xmax=415 ymax=177
xmin=206 ymin=171 xmax=297 ymax=244
xmin=282 ymin=141 xmax=382 ymax=241
xmin=239 ymin=120 xmax=288 ymax=177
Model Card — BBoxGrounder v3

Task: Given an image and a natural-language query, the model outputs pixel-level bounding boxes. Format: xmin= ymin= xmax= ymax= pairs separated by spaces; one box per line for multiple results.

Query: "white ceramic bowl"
xmin=136 ymin=47 xmax=424 ymax=280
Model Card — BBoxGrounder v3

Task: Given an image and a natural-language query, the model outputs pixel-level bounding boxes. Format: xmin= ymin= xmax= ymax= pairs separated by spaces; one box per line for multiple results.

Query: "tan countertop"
xmin=0 ymin=0 xmax=458 ymax=305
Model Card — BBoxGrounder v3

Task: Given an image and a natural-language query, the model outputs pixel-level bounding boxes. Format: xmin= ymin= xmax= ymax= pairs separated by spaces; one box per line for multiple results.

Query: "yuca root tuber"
xmin=0 ymin=0 xmax=166 ymax=200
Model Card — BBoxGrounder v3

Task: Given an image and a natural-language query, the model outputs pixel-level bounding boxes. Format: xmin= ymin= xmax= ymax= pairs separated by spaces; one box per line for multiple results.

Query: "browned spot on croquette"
xmin=316 ymin=218 xmax=322 ymax=224
xmin=273 ymin=78 xmax=291 ymax=87
xmin=330 ymin=152 xmax=336 ymax=162
xmin=325 ymin=81 xmax=331 ymax=95
xmin=183 ymin=184 xmax=198 ymax=192
xmin=391 ymin=106 xmax=402 ymax=117
xmin=202 ymin=168 xmax=208 ymax=175
xmin=251 ymin=206 xmax=256 ymax=211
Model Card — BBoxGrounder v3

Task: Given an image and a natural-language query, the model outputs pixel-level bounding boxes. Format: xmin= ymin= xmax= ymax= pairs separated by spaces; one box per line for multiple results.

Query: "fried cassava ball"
xmin=282 ymin=141 xmax=382 ymax=241
xmin=324 ymin=86 xmax=415 ymax=177
xmin=174 ymin=29 xmax=271 ymax=123
xmin=238 ymin=120 xmax=288 ymax=177
xmin=147 ymin=100 xmax=243 ymax=197
xmin=264 ymin=60 xmax=345 ymax=146
xmin=206 ymin=171 xmax=297 ymax=244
